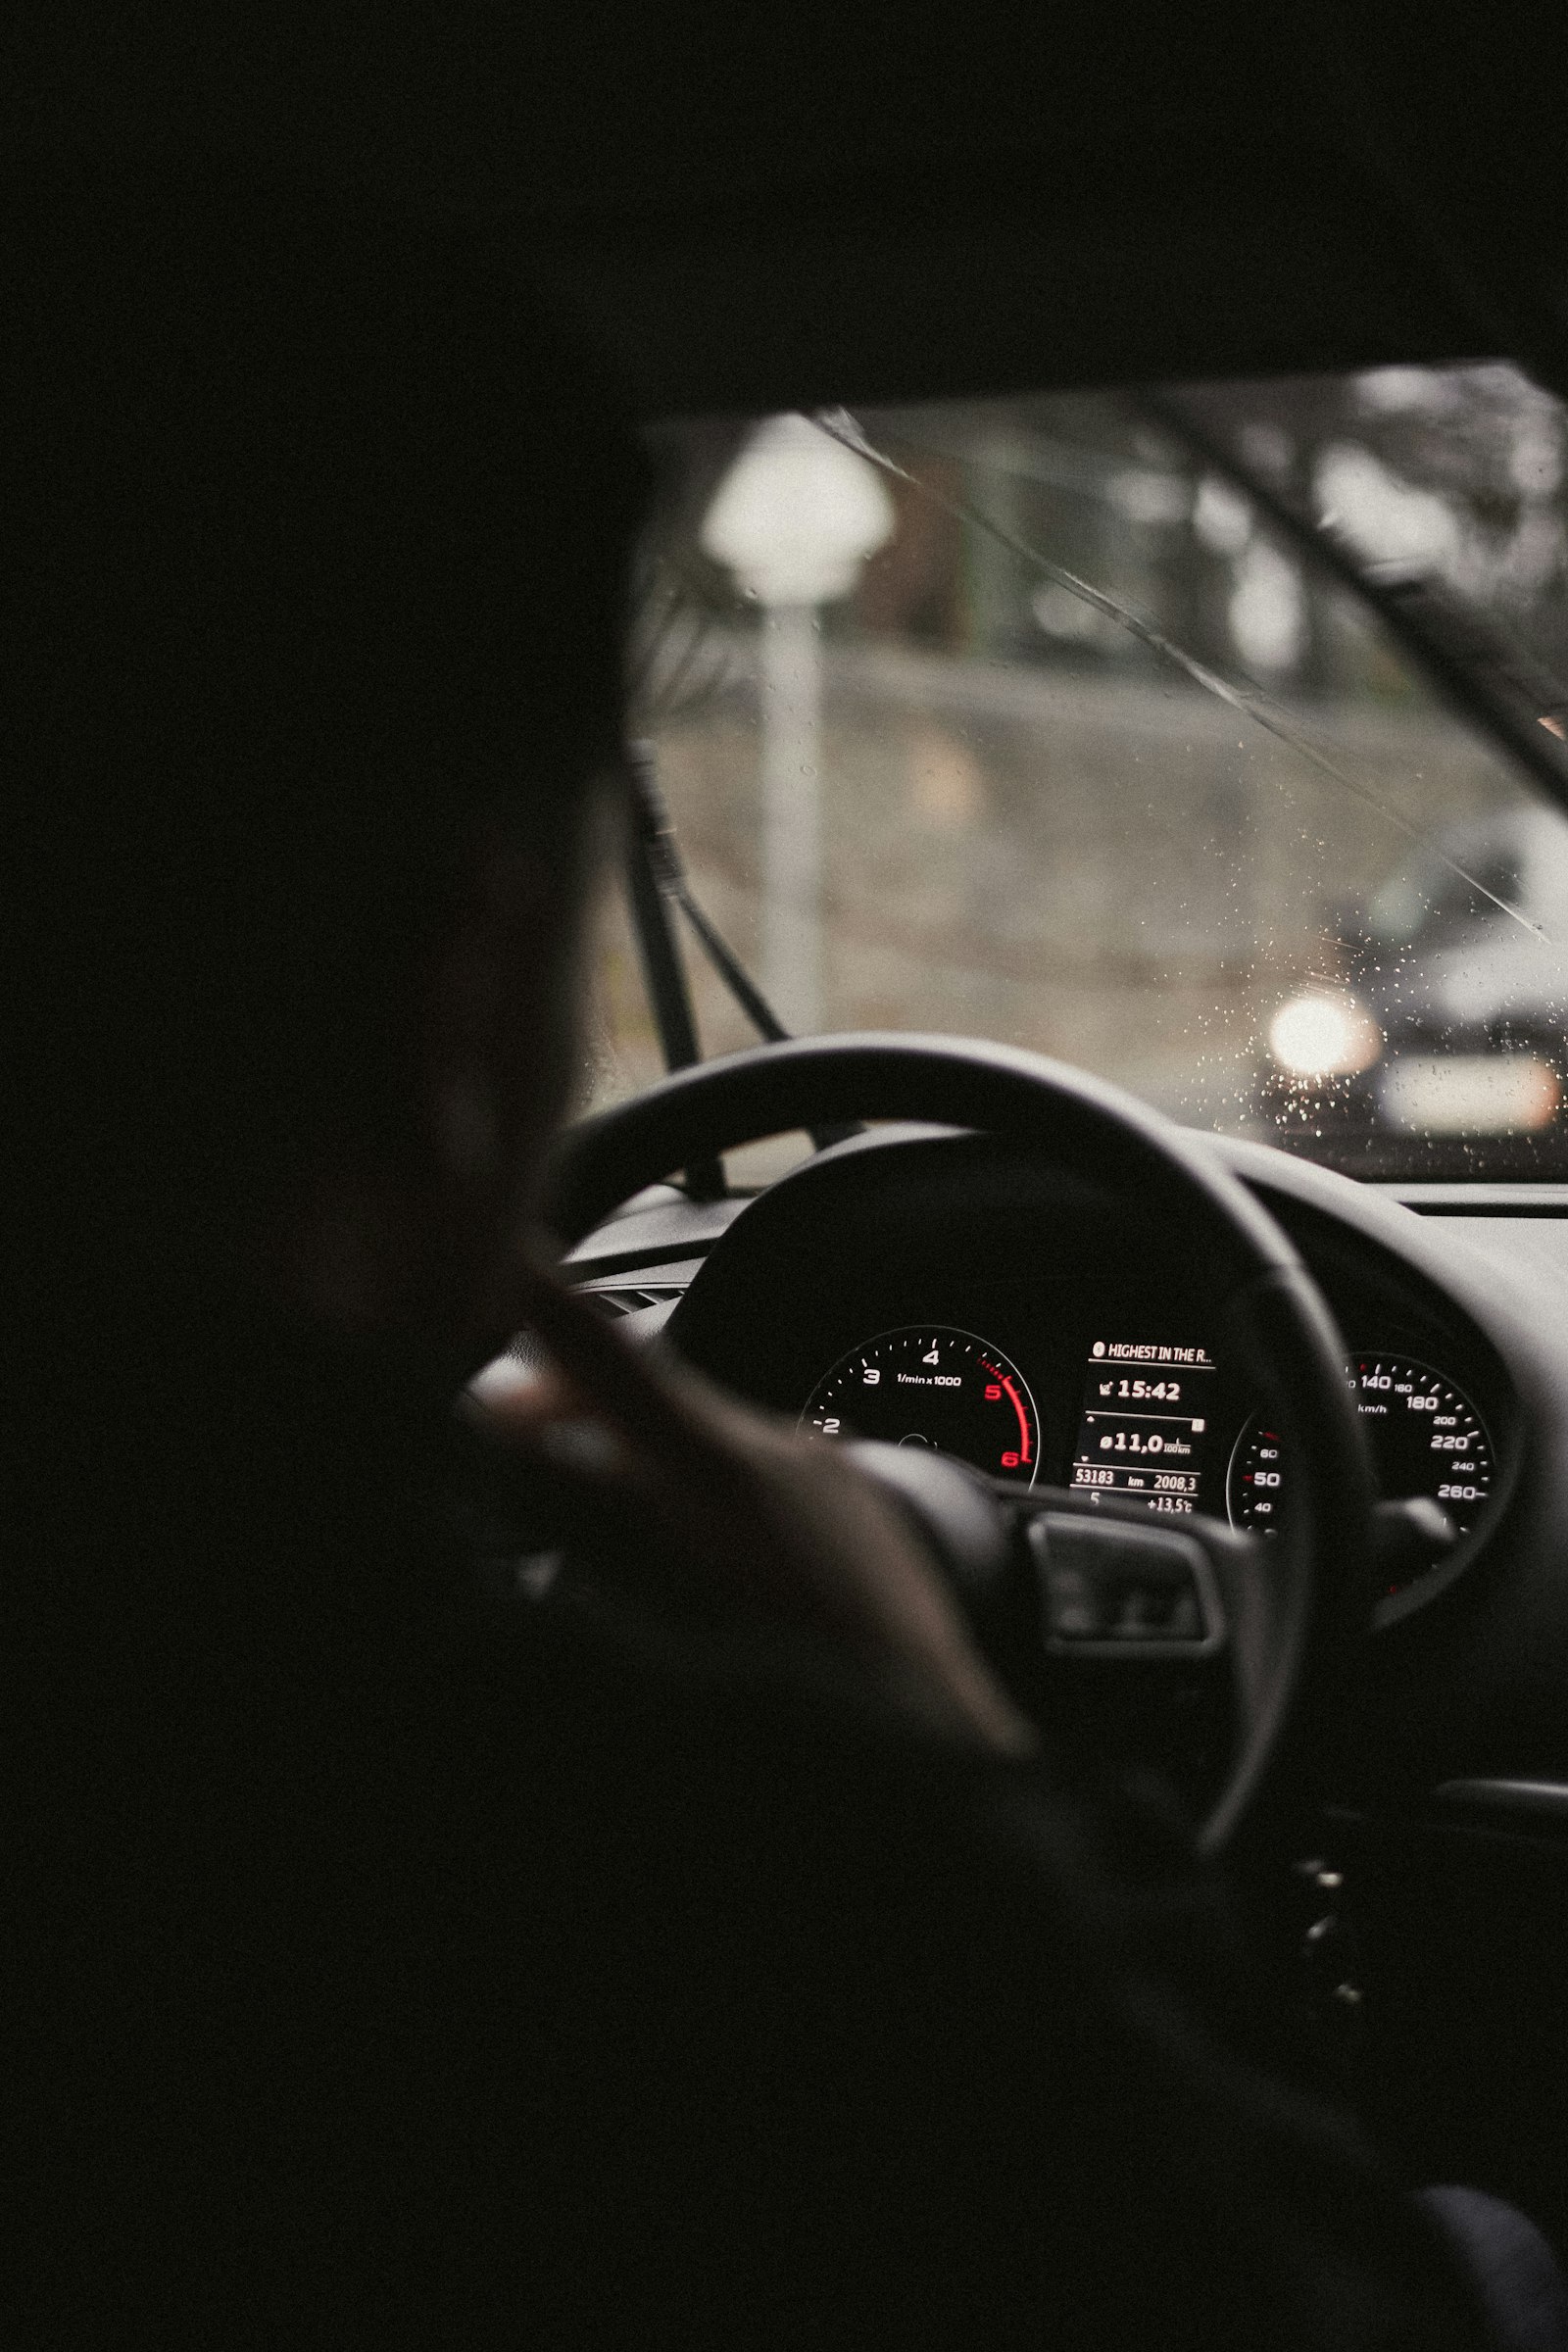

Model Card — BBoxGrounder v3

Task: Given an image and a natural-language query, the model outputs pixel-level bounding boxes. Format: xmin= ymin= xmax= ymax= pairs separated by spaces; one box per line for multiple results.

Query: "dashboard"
xmin=536 ymin=1116 xmax=1568 ymax=1809
xmin=639 ymin=1130 xmax=1521 ymax=1636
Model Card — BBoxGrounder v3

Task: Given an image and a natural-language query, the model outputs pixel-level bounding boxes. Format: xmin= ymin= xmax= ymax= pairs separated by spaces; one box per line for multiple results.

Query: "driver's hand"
xmin=473 ymin=1265 xmax=1035 ymax=1760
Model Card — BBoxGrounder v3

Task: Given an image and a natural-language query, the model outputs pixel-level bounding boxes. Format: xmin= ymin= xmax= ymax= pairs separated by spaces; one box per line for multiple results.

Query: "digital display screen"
xmin=1071 ymin=1339 xmax=1218 ymax=1515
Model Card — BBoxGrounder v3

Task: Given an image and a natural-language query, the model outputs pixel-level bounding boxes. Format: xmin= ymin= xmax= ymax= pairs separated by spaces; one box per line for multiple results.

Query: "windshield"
xmin=590 ymin=363 xmax=1568 ymax=1182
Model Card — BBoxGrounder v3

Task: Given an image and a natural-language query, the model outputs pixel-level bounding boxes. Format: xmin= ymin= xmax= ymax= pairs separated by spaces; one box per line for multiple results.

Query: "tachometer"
xmin=802 ymin=1325 xmax=1041 ymax=1486
xmin=1227 ymin=1352 xmax=1494 ymax=1591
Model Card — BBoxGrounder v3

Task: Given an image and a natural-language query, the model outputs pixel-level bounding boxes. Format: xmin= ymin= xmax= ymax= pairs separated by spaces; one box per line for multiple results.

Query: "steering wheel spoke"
xmin=1006 ymin=1489 xmax=1281 ymax=1763
xmin=1016 ymin=1492 xmax=1234 ymax=1660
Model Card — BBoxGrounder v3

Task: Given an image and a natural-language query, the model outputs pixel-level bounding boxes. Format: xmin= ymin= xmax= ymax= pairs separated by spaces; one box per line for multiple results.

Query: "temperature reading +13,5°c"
xmin=1070 ymin=1340 xmax=1218 ymax=1515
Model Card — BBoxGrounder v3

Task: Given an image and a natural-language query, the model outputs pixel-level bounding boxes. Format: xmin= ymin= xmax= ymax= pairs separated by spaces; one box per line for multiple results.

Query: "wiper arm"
xmin=627 ymin=748 xmax=791 ymax=1050
xmin=620 ymin=746 xmax=725 ymax=1201
xmin=621 ymin=747 xmax=860 ymax=1167
xmin=1140 ymin=387 xmax=1568 ymax=813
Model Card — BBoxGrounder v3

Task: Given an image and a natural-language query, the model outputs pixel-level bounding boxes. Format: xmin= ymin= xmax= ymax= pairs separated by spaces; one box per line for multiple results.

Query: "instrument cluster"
xmin=800 ymin=1317 xmax=1497 ymax=1616
xmin=659 ymin=1134 xmax=1517 ymax=1632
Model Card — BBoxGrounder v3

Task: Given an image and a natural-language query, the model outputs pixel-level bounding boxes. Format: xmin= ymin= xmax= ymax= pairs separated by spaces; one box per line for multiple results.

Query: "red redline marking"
xmin=1000 ymin=1376 xmax=1032 ymax=1463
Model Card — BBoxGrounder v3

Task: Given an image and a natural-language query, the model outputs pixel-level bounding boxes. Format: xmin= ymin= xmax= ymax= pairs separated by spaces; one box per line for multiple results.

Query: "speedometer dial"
xmin=802 ymin=1325 xmax=1041 ymax=1486
xmin=1227 ymin=1352 xmax=1494 ymax=1591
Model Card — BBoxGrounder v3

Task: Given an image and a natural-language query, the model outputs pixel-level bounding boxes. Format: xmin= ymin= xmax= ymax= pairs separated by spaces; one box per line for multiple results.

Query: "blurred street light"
xmin=701 ymin=415 xmax=894 ymax=1032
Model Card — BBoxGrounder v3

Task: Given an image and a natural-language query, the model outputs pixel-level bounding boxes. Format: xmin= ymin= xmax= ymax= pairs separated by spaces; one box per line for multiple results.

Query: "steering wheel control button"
xmin=802 ymin=1324 xmax=1041 ymax=1485
xmin=1029 ymin=1515 xmax=1224 ymax=1657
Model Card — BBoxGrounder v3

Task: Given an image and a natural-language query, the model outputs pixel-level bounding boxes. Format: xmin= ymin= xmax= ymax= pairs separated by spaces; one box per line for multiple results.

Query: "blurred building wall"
xmin=592 ymin=636 xmax=1524 ymax=1134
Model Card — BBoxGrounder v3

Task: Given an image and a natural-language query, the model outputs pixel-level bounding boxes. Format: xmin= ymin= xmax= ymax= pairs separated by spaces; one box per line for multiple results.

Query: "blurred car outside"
xmin=1260 ymin=806 xmax=1568 ymax=1176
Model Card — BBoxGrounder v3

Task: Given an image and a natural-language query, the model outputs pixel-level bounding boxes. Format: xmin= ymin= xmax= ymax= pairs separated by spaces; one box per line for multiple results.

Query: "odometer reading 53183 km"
xmin=801 ymin=1325 xmax=1041 ymax=1486
xmin=1070 ymin=1339 xmax=1219 ymax=1514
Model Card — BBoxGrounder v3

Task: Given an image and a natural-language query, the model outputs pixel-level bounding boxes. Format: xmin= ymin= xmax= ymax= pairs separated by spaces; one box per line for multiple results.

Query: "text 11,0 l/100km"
xmin=1070 ymin=1340 xmax=1218 ymax=1515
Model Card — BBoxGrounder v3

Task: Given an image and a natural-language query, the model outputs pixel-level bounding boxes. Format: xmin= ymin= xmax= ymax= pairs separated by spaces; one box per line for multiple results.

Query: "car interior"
xmin=452 ymin=2 xmax=1568 ymax=2256
xmin=33 ymin=0 xmax=1568 ymax=2278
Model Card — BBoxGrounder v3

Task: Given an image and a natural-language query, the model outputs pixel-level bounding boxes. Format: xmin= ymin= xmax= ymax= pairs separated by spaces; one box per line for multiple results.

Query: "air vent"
xmin=585 ymin=1285 xmax=686 ymax=1320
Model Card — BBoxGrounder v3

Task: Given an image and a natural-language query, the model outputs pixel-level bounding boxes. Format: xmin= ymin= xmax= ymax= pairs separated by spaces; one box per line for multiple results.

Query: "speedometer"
xmin=801 ymin=1325 xmax=1041 ymax=1486
xmin=1227 ymin=1352 xmax=1494 ymax=1590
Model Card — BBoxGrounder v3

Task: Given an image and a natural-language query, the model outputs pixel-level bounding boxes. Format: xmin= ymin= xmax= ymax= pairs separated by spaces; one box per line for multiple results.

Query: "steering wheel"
xmin=545 ymin=1034 xmax=1375 ymax=1855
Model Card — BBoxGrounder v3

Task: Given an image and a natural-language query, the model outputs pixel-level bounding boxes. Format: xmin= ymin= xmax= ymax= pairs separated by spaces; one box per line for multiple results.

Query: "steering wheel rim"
xmin=546 ymin=1033 xmax=1375 ymax=1852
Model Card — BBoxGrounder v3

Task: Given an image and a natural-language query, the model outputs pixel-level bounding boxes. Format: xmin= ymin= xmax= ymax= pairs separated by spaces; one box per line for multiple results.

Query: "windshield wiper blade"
xmin=622 ymin=748 xmax=860 ymax=1161
xmin=627 ymin=748 xmax=790 ymax=1051
xmin=621 ymin=747 xmax=725 ymax=1200
xmin=1140 ymin=387 xmax=1568 ymax=814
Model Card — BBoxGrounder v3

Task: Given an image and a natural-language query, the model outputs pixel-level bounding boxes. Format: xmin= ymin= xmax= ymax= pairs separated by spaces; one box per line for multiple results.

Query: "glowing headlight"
xmin=1268 ymin=992 xmax=1383 ymax=1078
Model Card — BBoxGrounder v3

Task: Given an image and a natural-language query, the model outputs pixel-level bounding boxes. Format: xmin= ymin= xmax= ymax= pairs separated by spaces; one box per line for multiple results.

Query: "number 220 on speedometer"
xmin=801 ymin=1324 xmax=1042 ymax=1486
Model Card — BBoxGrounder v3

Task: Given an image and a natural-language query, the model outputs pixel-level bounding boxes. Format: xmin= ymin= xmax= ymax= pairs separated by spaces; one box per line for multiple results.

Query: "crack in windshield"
xmin=813 ymin=406 xmax=1552 ymax=945
xmin=599 ymin=366 xmax=1568 ymax=1181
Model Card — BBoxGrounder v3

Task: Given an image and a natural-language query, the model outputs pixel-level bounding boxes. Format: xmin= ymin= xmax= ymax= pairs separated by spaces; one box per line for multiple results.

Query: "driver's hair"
xmin=5 ymin=169 xmax=648 ymax=1265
